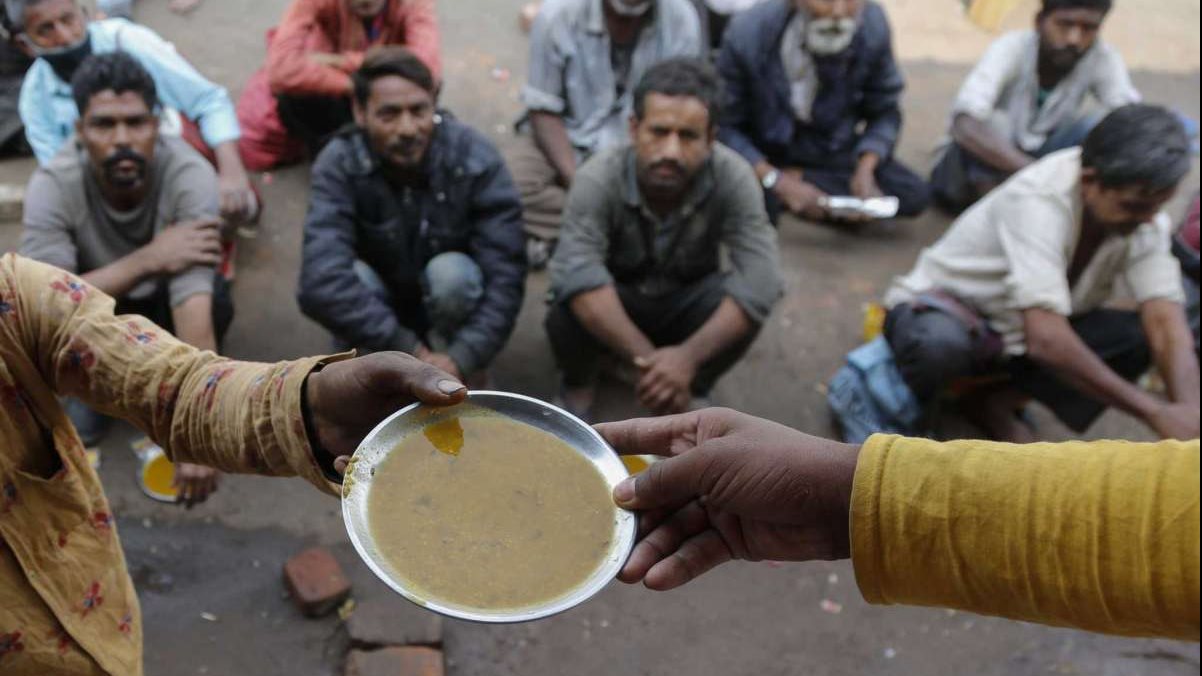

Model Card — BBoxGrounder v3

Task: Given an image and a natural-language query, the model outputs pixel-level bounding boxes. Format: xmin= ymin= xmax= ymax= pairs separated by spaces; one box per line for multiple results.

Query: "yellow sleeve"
xmin=3 ymin=253 xmax=341 ymax=496
xmin=851 ymin=433 xmax=1200 ymax=641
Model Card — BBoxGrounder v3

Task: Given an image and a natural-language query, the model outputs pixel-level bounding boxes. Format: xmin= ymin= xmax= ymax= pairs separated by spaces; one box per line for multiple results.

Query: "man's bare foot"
xmin=169 ymin=0 xmax=204 ymax=14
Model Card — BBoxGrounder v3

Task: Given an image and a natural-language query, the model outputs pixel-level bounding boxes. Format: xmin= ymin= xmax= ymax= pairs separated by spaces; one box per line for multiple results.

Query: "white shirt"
xmin=885 ymin=149 xmax=1185 ymax=355
xmin=950 ymin=31 xmax=1139 ymax=153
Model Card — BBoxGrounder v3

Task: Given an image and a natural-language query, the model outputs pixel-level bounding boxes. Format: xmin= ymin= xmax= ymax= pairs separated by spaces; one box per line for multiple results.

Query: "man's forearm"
xmin=529 ymin=112 xmax=577 ymax=186
xmin=1143 ymin=300 xmax=1200 ymax=406
xmin=213 ymin=141 xmax=246 ymax=177
xmin=569 ymin=286 xmax=655 ymax=362
xmin=855 ymin=152 xmax=881 ymax=177
xmin=681 ymin=297 xmax=753 ymax=366
xmin=951 ymin=114 xmax=1034 ymax=175
xmin=1025 ymin=310 xmax=1159 ymax=420
xmin=81 ymin=249 xmax=155 ymax=298
xmin=172 ymin=294 xmax=218 ymax=353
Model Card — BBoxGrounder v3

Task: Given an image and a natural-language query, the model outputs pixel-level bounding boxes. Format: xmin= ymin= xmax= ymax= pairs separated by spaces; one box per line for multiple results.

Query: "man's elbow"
xmin=1023 ymin=325 xmax=1061 ymax=365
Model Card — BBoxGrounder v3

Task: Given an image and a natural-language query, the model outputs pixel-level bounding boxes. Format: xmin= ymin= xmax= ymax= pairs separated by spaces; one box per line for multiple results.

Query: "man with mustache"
xmin=19 ymin=52 xmax=227 ymax=504
xmin=547 ymin=58 xmax=782 ymax=419
xmin=236 ymin=0 xmax=441 ymax=170
xmin=298 ymin=47 xmax=526 ymax=384
xmin=717 ymin=0 xmax=930 ymax=226
xmin=931 ymin=0 xmax=1138 ymax=211
xmin=509 ymin=0 xmax=701 ymax=268
xmin=7 ymin=0 xmax=257 ymax=223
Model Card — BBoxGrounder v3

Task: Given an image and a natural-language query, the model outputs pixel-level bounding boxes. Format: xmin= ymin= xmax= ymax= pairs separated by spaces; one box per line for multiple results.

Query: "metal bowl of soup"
xmin=341 ymin=391 xmax=637 ymax=624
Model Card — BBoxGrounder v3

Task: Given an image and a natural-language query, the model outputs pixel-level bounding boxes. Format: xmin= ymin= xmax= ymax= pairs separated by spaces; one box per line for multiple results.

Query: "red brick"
xmin=283 ymin=547 xmax=351 ymax=618
xmin=344 ymin=647 xmax=444 ymax=676
xmin=344 ymin=597 xmax=442 ymax=648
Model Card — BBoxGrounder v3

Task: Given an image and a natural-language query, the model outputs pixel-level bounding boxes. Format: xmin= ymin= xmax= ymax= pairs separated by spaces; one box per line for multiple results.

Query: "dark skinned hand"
xmin=596 ymin=408 xmax=861 ymax=591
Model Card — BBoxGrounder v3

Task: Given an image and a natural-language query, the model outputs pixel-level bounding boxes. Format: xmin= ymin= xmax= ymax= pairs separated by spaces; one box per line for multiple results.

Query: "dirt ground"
xmin=1 ymin=0 xmax=1200 ymax=675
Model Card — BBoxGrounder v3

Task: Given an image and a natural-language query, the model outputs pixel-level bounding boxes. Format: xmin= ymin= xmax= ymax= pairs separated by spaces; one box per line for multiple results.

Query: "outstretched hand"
xmin=304 ymin=352 xmax=468 ymax=471
xmin=596 ymin=408 xmax=860 ymax=591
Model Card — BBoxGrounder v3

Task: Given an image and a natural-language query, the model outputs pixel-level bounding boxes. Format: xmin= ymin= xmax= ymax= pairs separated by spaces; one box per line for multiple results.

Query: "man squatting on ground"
xmin=298 ymin=46 xmax=527 ymax=383
xmin=930 ymin=0 xmax=1140 ymax=211
xmin=546 ymin=58 xmax=782 ymax=419
xmin=717 ymin=0 xmax=931 ymax=225
xmin=19 ymin=52 xmax=227 ymax=502
xmin=884 ymin=104 xmax=1199 ymax=443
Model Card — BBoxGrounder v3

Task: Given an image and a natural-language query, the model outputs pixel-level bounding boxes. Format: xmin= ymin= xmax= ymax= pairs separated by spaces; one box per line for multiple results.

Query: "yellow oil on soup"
xmin=368 ymin=415 xmax=617 ymax=612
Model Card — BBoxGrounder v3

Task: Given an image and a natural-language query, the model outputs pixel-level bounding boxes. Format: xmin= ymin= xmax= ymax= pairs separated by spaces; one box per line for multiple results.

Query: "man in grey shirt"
xmin=508 ymin=0 xmax=700 ymax=265
xmin=930 ymin=0 xmax=1139 ymax=211
xmin=547 ymin=59 xmax=782 ymax=419
xmin=19 ymin=52 xmax=226 ymax=503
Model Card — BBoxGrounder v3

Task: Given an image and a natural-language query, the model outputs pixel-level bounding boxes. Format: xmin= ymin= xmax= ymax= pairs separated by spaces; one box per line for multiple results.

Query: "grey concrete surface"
xmin=1 ymin=0 xmax=1199 ymax=674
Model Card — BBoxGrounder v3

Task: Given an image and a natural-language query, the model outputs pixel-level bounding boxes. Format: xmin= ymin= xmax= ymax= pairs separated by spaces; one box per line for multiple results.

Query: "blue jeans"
xmin=339 ymin=252 xmax=484 ymax=353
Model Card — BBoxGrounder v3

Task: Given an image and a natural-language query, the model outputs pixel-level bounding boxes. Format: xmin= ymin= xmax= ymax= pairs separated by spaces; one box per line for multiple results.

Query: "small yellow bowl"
xmin=132 ymin=440 xmax=178 ymax=503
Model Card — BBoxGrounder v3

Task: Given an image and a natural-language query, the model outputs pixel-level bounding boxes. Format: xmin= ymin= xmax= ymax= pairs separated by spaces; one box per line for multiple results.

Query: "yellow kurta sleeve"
xmin=851 ymin=434 xmax=1201 ymax=641
xmin=8 ymin=253 xmax=342 ymax=496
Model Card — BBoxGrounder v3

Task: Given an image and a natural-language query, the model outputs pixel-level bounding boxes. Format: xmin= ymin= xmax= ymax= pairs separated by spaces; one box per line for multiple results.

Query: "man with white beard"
xmin=717 ymin=0 xmax=930 ymax=226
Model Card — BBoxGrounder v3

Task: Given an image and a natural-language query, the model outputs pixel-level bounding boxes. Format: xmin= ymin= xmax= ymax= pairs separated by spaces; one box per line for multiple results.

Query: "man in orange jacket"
xmin=236 ymin=0 xmax=441 ymax=169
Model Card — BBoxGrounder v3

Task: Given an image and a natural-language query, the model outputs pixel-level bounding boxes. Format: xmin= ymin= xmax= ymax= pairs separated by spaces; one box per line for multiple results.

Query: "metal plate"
xmin=341 ymin=391 xmax=637 ymax=624
xmin=823 ymin=195 xmax=901 ymax=220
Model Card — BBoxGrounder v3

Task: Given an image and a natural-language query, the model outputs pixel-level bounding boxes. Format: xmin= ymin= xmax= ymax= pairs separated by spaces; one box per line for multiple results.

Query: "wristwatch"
xmin=761 ymin=168 xmax=781 ymax=191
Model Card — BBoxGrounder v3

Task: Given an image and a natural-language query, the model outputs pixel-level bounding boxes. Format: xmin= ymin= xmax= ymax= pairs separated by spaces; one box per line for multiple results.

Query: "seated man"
xmin=9 ymin=0 xmax=256 ymax=222
xmin=884 ymin=104 xmax=1199 ymax=443
xmin=930 ymin=0 xmax=1139 ymax=211
xmin=0 ymin=252 xmax=465 ymax=674
xmin=237 ymin=0 xmax=441 ymax=169
xmin=546 ymin=58 xmax=782 ymax=418
xmin=298 ymin=47 xmax=526 ymax=382
xmin=19 ymin=52 xmax=228 ymax=497
xmin=510 ymin=0 xmax=700 ymax=264
xmin=717 ymin=0 xmax=930 ymax=226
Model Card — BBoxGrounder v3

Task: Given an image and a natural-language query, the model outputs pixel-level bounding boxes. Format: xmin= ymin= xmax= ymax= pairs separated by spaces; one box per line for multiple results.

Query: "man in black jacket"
xmin=298 ymin=47 xmax=526 ymax=380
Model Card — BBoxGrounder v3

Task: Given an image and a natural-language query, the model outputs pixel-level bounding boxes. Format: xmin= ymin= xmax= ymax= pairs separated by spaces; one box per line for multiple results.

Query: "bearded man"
xmin=717 ymin=0 xmax=930 ymax=225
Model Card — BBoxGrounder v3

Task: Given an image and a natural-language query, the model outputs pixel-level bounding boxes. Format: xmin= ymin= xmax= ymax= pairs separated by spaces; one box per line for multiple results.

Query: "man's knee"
xmin=886 ymin=305 xmax=976 ymax=400
xmin=423 ymin=252 xmax=484 ymax=330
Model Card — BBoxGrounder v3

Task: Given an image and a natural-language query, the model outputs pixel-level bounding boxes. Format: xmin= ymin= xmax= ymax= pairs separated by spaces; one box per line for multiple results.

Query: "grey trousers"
xmin=504 ymin=133 xmax=567 ymax=241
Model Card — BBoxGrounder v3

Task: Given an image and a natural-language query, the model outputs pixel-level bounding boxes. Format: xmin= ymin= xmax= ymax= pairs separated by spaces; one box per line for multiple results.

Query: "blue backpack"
xmin=827 ymin=337 xmax=923 ymax=443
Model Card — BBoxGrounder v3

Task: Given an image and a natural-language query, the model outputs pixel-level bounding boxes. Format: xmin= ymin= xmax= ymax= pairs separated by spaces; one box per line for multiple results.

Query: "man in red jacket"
xmin=236 ymin=0 xmax=441 ymax=169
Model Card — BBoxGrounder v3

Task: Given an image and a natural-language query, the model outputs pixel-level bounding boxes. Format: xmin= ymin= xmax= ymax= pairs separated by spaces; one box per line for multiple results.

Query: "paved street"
xmin=1 ymin=1 xmax=1199 ymax=674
